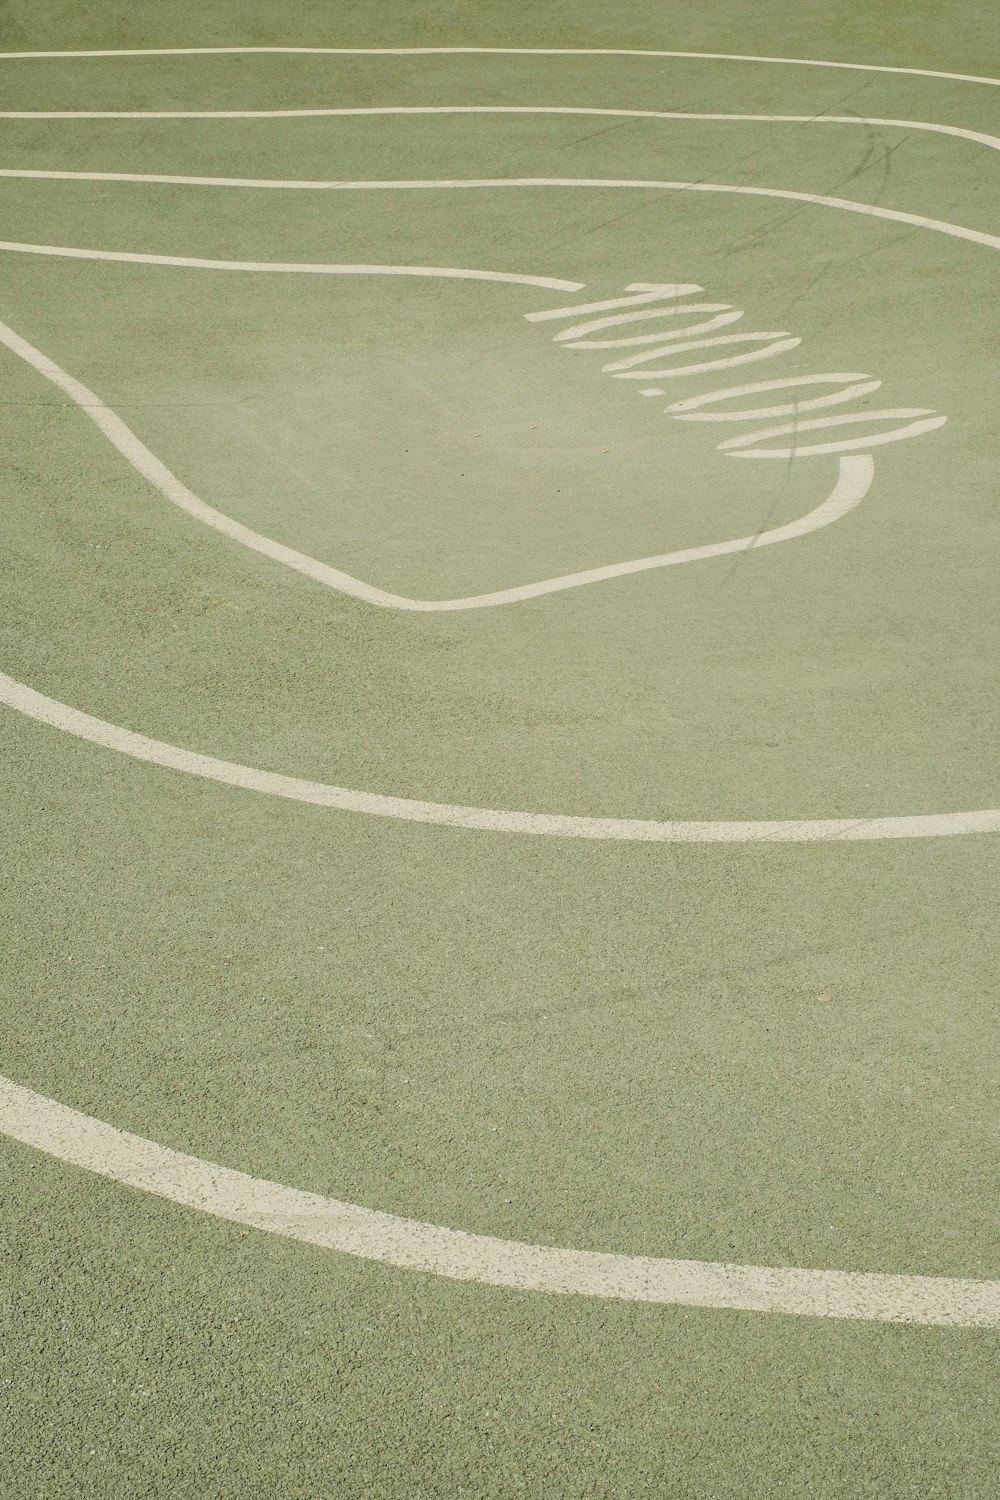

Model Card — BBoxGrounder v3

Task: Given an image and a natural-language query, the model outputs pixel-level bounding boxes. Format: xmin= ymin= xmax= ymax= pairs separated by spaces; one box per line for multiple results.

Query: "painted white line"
xmin=668 ymin=374 xmax=884 ymax=421
xmin=0 ymin=310 xmax=872 ymax=612
xmin=0 ymin=108 xmax=997 ymax=162
xmin=606 ymin=332 xmax=803 ymax=378
xmin=555 ymin=304 xmax=742 ymax=346
xmin=0 ymin=183 xmax=981 ymax=819
xmin=3 ymin=177 xmax=997 ymax=254
xmin=6 ymin=662 xmax=1000 ymax=842
xmin=1 ymin=45 xmax=997 ymax=1317
xmin=0 ymin=48 xmax=996 ymax=89
xmin=525 ymin=282 xmax=704 ymax=321
xmin=1 ymin=1075 xmax=996 ymax=1325
xmin=541 ymin=282 xmax=943 ymax=457
xmin=0 ymin=254 xmax=581 ymax=292
xmin=720 ymin=410 xmax=948 ymax=459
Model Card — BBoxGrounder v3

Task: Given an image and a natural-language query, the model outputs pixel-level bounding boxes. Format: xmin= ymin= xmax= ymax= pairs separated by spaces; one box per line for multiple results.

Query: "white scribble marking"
xmin=529 ymin=284 xmax=945 ymax=458
xmin=0 ymin=45 xmax=994 ymax=1326
xmin=0 ymin=275 xmax=868 ymax=611
xmin=668 ymin=374 xmax=884 ymax=421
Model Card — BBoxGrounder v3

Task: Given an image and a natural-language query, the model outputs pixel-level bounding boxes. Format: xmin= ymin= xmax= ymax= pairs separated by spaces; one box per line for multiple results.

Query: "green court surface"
xmin=0 ymin=1 xmax=998 ymax=1495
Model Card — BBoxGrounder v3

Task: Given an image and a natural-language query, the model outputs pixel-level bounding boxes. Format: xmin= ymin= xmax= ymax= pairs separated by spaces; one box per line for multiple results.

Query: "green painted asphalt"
xmin=1 ymin=1 xmax=998 ymax=1495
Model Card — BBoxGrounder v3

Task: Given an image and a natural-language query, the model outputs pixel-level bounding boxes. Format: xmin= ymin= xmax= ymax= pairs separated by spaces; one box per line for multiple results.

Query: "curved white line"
xmin=527 ymin=283 xmax=703 ymax=322
xmin=0 ymin=109 xmax=996 ymax=162
xmin=5 ymin=662 xmax=1000 ymax=843
xmin=1 ymin=47 xmax=997 ymax=1315
xmin=722 ymin=410 xmax=948 ymax=458
xmin=668 ymin=374 xmax=883 ymax=421
xmin=0 ymin=48 xmax=996 ymax=89
xmin=606 ymin=333 xmax=802 ymax=377
xmin=0 ymin=312 xmax=871 ymax=612
xmin=0 ymin=255 xmax=583 ymax=291
xmin=560 ymin=305 xmax=743 ymax=347
xmin=1 ymin=1076 xmax=996 ymax=1326
xmin=2 ymin=105 xmax=998 ymax=177
xmin=0 ymin=178 xmax=973 ymax=825
xmin=2 ymin=177 xmax=997 ymax=253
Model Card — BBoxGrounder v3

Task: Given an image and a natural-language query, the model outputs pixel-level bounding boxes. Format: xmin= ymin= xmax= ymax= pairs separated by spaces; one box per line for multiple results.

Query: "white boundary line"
xmin=6 ymin=668 xmax=1000 ymax=842
xmin=0 ymin=313 xmax=873 ymax=611
xmin=0 ymin=173 xmax=992 ymax=830
xmin=2 ymin=49 xmax=997 ymax=1322
xmin=0 ymin=47 xmax=997 ymax=88
xmin=0 ymin=255 xmax=582 ymax=291
xmin=3 ymin=179 xmax=997 ymax=252
xmin=0 ymin=108 xmax=995 ymax=159
xmin=1 ymin=1074 xmax=996 ymax=1326
xmin=0 ymin=172 xmax=977 ymax=612
xmin=0 ymin=173 xmax=990 ymax=612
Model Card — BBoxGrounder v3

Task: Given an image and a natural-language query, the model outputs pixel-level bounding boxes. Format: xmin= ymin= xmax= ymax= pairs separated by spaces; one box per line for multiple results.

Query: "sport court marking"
xmin=11 ymin=666 xmax=1000 ymax=843
xmin=4 ymin=180 xmax=1000 ymax=253
xmin=4 ymin=164 xmax=988 ymax=607
xmin=3 ymin=1076 xmax=998 ymax=1328
xmin=0 ymin=46 xmax=997 ymax=88
xmin=2 ymin=48 xmax=997 ymax=1324
xmin=0 ymin=302 xmax=877 ymax=612
xmin=1 ymin=110 xmax=997 ymax=161
xmin=0 ymin=175 xmax=990 ymax=833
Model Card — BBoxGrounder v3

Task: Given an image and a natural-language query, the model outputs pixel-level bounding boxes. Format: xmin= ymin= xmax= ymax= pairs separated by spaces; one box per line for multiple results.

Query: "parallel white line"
xmin=0 ymin=181 xmax=988 ymax=835
xmin=0 ymin=251 xmax=580 ymax=291
xmin=0 ymin=311 xmax=875 ymax=611
xmin=4 ymin=668 xmax=1000 ymax=842
xmin=2 ymin=178 xmax=996 ymax=254
xmin=0 ymin=109 xmax=996 ymax=162
xmin=2 ymin=38 xmax=996 ymax=1319
xmin=1 ymin=1075 xmax=997 ymax=1325
xmin=0 ymin=48 xmax=996 ymax=89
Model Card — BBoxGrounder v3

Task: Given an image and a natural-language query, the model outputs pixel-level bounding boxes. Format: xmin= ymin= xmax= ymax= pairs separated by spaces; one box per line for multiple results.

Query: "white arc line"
xmin=720 ymin=410 xmax=947 ymax=459
xmin=0 ymin=172 xmax=982 ymax=835
xmin=2 ymin=176 xmax=997 ymax=253
xmin=1 ymin=46 xmax=998 ymax=1319
xmin=5 ymin=667 xmax=1000 ymax=843
xmin=0 ymin=47 xmax=996 ymax=88
xmin=0 ymin=256 xmax=584 ymax=292
xmin=0 ymin=168 xmax=981 ymax=610
xmin=0 ymin=310 xmax=873 ymax=612
xmin=668 ymin=374 xmax=884 ymax=421
xmin=1 ymin=108 xmax=996 ymax=159
xmin=1 ymin=1076 xmax=997 ymax=1326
